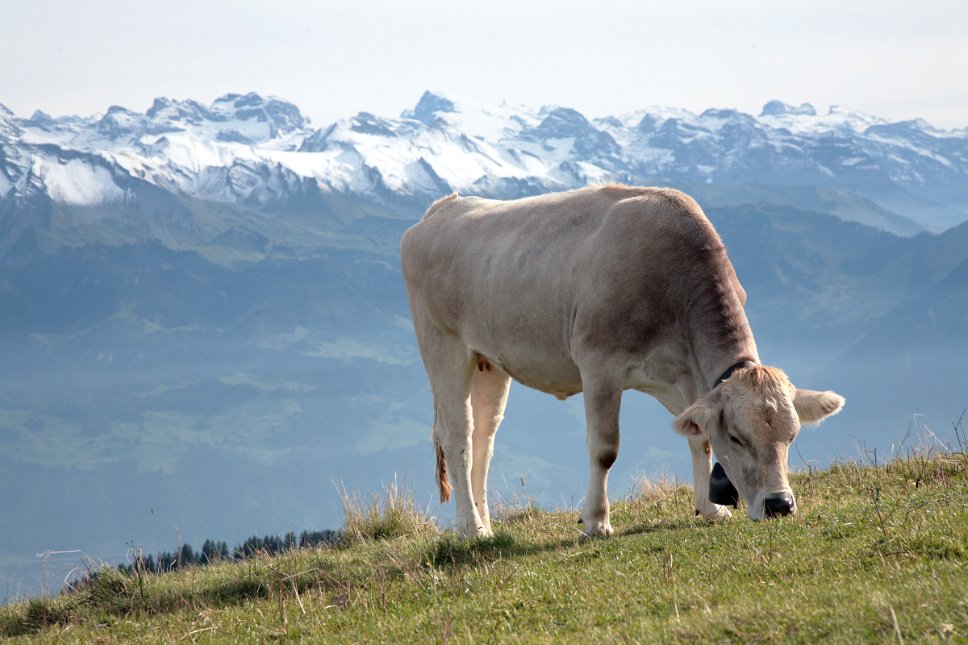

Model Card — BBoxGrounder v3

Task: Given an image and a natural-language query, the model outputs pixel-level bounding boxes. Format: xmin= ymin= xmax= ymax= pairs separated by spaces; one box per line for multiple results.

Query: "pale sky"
xmin=2 ymin=0 xmax=966 ymax=128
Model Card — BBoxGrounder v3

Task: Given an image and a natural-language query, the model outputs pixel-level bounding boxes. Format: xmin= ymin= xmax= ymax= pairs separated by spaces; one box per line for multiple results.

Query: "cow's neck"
xmin=684 ymin=278 xmax=759 ymax=397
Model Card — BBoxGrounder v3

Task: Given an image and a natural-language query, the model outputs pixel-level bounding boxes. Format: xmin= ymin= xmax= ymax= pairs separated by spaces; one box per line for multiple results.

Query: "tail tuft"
xmin=433 ymin=404 xmax=450 ymax=503
xmin=435 ymin=437 xmax=451 ymax=503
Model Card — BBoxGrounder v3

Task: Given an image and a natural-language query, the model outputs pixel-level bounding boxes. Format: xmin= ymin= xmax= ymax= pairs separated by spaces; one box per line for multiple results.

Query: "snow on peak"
xmin=36 ymin=156 xmax=126 ymax=206
xmin=755 ymin=101 xmax=886 ymax=135
xmin=400 ymin=91 xmax=539 ymax=140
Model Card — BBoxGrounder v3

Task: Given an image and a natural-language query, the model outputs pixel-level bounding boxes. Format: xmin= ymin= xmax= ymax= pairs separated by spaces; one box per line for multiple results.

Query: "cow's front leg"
xmin=580 ymin=378 xmax=622 ymax=537
xmin=689 ymin=436 xmax=731 ymax=521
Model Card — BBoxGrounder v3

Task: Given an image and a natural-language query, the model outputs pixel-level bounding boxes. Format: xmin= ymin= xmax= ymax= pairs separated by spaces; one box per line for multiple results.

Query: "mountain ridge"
xmin=3 ymin=90 xmax=968 ymax=253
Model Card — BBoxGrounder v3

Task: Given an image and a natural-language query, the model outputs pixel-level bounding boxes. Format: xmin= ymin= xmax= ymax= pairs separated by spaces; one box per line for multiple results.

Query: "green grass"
xmin=2 ymin=451 xmax=966 ymax=643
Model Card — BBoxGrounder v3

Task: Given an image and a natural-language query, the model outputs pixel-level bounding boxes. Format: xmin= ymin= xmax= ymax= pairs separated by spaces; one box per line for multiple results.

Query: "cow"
xmin=400 ymin=184 xmax=844 ymax=538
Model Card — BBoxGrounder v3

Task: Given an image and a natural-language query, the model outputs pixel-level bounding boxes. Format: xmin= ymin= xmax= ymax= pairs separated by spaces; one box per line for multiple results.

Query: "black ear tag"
xmin=709 ymin=462 xmax=739 ymax=508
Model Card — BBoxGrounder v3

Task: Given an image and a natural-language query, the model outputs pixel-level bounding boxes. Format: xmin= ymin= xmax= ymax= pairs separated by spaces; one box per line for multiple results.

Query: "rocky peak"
xmin=404 ymin=91 xmax=457 ymax=125
xmin=211 ymin=92 xmax=307 ymax=134
xmin=760 ymin=100 xmax=817 ymax=117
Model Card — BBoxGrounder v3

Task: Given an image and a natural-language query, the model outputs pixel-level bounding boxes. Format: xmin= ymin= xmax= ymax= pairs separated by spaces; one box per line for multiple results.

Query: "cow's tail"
xmin=433 ymin=403 xmax=451 ymax=503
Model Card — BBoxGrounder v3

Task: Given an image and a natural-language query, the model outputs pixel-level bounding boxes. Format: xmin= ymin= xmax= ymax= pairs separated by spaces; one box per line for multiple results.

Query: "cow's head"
xmin=673 ymin=365 xmax=844 ymax=519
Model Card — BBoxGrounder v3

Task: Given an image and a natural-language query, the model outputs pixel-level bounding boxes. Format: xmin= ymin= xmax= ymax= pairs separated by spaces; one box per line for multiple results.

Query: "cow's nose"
xmin=764 ymin=492 xmax=796 ymax=518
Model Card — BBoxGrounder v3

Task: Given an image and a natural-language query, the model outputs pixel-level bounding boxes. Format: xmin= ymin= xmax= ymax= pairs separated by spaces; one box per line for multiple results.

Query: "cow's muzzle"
xmin=708 ymin=462 xmax=739 ymax=508
xmin=764 ymin=492 xmax=796 ymax=518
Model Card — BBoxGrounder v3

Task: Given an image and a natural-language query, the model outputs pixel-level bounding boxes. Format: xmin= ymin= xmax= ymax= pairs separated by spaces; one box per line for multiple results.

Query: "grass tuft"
xmin=21 ymin=599 xmax=71 ymax=635
xmin=494 ymin=500 xmax=544 ymax=526
xmin=338 ymin=478 xmax=439 ymax=545
xmin=82 ymin=565 xmax=136 ymax=611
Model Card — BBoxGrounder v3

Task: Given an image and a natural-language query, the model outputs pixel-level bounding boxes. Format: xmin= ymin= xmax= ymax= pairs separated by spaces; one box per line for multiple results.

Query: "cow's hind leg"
xmin=579 ymin=374 xmax=622 ymax=537
xmin=418 ymin=325 xmax=486 ymax=538
xmin=470 ymin=355 xmax=511 ymax=535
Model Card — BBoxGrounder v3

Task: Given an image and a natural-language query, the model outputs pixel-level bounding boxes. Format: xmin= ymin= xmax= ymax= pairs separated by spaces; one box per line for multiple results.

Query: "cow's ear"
xmin=793 ymin=389 xmax=845 ymax=425
xmin=673 ymin=399 xmax=718 ymax=437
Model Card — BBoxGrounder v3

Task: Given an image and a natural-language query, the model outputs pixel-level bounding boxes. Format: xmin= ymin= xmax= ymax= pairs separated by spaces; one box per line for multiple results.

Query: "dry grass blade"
xmin=338 ymin=476 xmax=439 ymax=545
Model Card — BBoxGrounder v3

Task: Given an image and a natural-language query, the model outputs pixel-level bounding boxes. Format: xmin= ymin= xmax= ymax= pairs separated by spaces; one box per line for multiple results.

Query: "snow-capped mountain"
xmin=2 ymin=90 xmax=968 ymax=258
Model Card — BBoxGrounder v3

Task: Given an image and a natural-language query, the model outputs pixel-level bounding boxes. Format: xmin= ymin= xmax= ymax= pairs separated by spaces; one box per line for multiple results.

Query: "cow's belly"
xmin=496 ymin=356 xmax=583 ymax=400
xmin=468 ymin=335 xmax=583 ymax=400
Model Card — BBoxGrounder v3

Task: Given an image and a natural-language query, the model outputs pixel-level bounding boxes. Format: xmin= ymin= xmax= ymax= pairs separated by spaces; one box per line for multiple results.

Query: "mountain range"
xmin=1 ymin=91 xmax=966 ymax=599
xmin=3 ymin=90 xmax=968 ymax=251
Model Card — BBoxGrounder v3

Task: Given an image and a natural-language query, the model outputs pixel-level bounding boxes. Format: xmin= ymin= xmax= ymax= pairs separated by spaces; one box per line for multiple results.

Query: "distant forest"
xmin=116 ymin=530 xmax=340 ymax=576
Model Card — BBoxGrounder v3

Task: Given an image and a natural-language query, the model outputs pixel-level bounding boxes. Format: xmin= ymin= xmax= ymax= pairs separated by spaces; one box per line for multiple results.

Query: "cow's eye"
xmin=728 ymin=433 xmax=746 ymax=448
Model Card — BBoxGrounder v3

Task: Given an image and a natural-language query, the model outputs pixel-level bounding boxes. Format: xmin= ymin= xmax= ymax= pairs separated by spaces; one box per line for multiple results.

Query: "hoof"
xmin=457 ymin=520 xmax=492 ymax=539
xmin=699 ymin=504 xmax=732 ymax=523
xmin=580 ymin=517 xmax=614 ymax=538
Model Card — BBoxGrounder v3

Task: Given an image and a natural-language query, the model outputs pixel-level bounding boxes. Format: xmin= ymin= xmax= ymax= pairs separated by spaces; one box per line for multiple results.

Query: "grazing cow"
xmin=400 ymin=184 xmax=844 ymax=538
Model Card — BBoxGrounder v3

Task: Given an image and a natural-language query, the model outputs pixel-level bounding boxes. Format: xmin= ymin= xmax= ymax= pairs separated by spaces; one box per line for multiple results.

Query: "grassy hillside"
xmin=3 ymin=450 xmax=966 ymax=643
